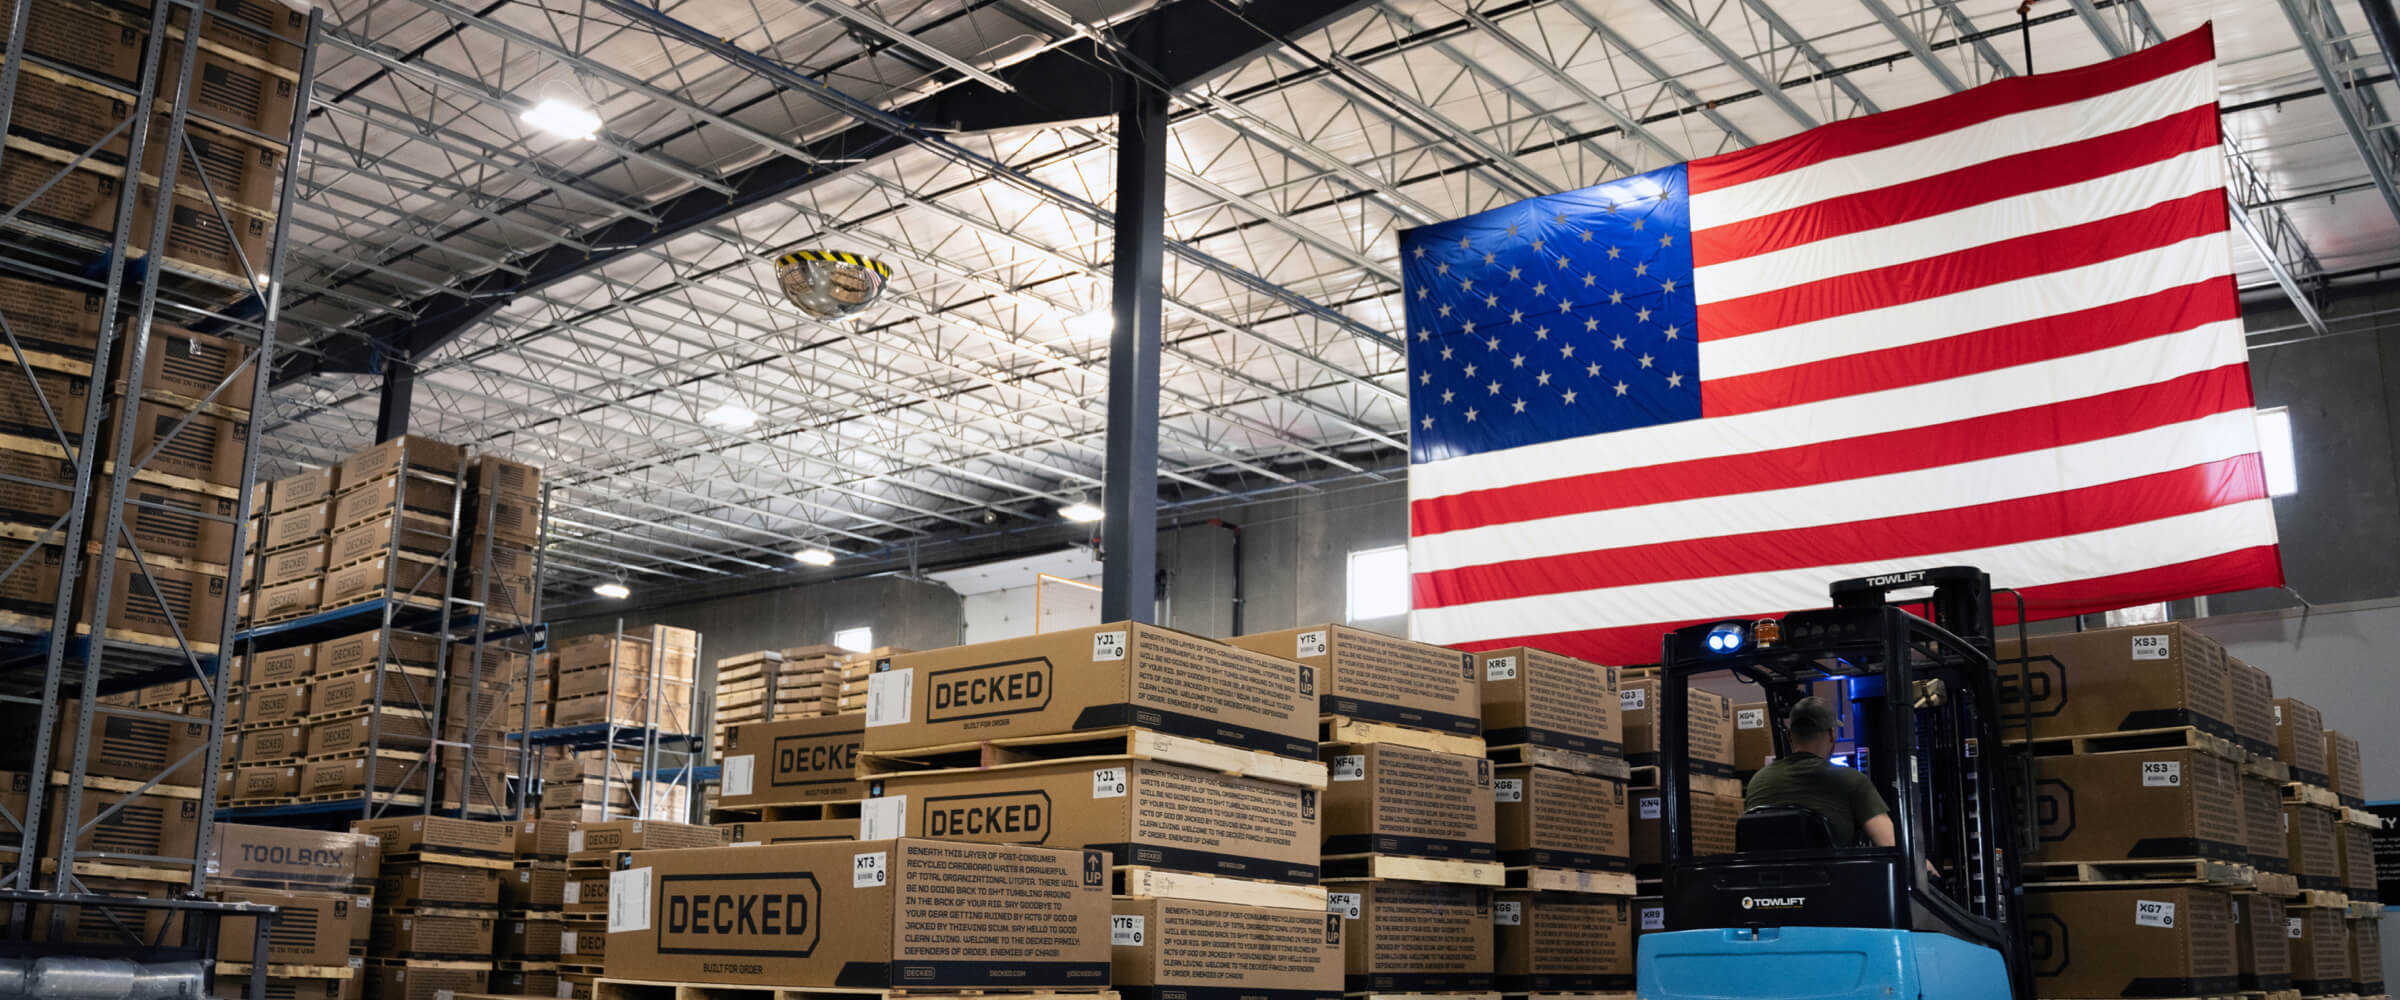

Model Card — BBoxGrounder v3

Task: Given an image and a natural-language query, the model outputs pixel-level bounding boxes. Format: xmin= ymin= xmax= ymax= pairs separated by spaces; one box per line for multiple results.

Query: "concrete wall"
xmin=556 ymin=574 xmax=963 ymax=661
xmin=2192 ymin=598 xmax=2400 ymax=800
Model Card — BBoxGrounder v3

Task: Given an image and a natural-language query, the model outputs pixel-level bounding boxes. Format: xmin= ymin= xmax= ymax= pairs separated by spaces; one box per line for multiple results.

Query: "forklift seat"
xmin=1735 ymin=805 xmax=1840 ymax=852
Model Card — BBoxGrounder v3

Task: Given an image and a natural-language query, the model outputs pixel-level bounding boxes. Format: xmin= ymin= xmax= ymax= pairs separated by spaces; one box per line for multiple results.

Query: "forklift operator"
xmin=1743 ymin=697 xmax=1895 ymax=847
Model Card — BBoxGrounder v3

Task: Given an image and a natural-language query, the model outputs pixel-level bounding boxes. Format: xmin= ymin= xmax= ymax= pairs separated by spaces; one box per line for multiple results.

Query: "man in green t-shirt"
xmin=1743 ymin=696 xmax=1893 ymax=847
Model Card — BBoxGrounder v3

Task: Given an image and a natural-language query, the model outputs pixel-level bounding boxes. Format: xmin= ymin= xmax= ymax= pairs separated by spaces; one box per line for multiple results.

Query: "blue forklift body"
xmin=1637 ymin=926 xmax=2013 ymax=1000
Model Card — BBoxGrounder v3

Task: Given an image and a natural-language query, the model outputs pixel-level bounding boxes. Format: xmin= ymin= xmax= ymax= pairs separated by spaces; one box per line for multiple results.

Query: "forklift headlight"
xmin=1705 ymin=623 xmax=1745 ymax=653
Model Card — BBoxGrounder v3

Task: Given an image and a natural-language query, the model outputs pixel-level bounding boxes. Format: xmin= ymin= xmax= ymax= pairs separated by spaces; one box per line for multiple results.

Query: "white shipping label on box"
xmin=1327 ymin=892 xmax=1362 ymax=920
xmin=1093 ymin=767 xmax=1128 ymax=798
xmin=567 ymin=830 xmax=585 ymax=854
xmin=860 ymin=794 xmax=908 ymax=840
xmin=1297 ymin=630 xmax=1328 ymax=658
xmin=1332 ymin=755 xmax=1366 ymax=782
xmin=2290 ymin=917 xmax=2306 ymax=938
xmin=2134 ymin=899 xmax=2175 ymax=928
xmin=1092 ymin=630 xmax=1128 ymax=662
xmin=1112 ymin=915 xmax=1145 ymax=946
xmin=559 ymin=931 xmax=577 ymax=954
xmin=1486 ymin=656 xmax=1517 ymax=681
xmin=722 ymin=754 xmax=756 ymax=797
xmin=556 ymin=985 xmax=574 ymax=1000
xmin=1736 ymin=708 xmax=1766 ymax=730
xmin=2131 ymin=634 xmax=2171 ymax=660
xmin=562 ymin=881 xmax=581 ymax=905
xmin=865 ymin=669 xmax=914 ymax=727
xmin=1494 ymin=778 xmax=1523 ymax=803
xmin=607 ymin=867 xmax=652 ymax=934
xmin=2142 ymin=760 xmax=2182 ymax=787
xmin=854 ymin=851 xmax=887 ymax=888
xmin=1640 ymin=906 xmax=1665 ymax=931
xmin=1494 ymin=900 xmax=1522 ymax=926
xmin=1639 ymin=796 xmax=1661 ymax=820
xmin=1622 ymin=688 xmax=1647 ymax=711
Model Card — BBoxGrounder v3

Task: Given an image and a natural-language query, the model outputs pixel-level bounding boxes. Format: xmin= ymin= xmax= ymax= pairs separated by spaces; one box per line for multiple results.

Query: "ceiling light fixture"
xmin=522 ymin=96 xmax=603 ymax=140
xmin=794 ymin=547 xmax=837 ymax=566
xmin=1063 ymin=307 xmax=1113 ymax=339
xmin=1059 ymin=490 xmax=1103 ymax=523
xmin=593 ymin=580 xmax=631 ymax=600
xmin=703 ymin=402 xmax=759 ymax=431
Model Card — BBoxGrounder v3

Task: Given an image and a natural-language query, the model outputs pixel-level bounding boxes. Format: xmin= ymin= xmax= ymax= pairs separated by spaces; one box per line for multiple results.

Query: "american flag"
xmin=1402 ymin=26 xmax=2282 ymax=665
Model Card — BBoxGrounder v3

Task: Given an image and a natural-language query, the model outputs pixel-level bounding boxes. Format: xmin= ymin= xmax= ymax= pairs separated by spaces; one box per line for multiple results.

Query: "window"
xmin=833 ymin=626 xmax=874 ymax=652
xmin=2256 ymin=407 xmax=2298 ymax=497
xmin=1346 ymin=545 xmax=1411 ymax=622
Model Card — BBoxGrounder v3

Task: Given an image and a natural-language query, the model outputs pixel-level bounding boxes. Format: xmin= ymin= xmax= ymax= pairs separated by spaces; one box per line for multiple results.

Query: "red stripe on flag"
xmin=1691 ymin=105 xmax=2222 ymax=266
xmin=1411 ymin=364 xmax=2255 ymax=536
xmin=1414 ymin=455 xmax=2266 ymax=610
xmin=1697 ymin=190 xmax=2226 ymax=341
xmin=1687 ymin=25 xmax=2215 ymax=193
xmin=1438 ymin=541 xmax=2284 ymax=665
xmin=1703 ymin=277 xmax=2240 ymax=416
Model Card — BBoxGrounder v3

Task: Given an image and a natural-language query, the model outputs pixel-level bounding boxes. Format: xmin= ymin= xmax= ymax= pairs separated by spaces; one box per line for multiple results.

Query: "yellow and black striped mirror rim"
xmin=775 ymin=250 xmax=891 ymax=277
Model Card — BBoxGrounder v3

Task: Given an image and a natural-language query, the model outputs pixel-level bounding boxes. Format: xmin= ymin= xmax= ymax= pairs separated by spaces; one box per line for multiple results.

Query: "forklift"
xmin=1635 ymin=567 xmax=2033 ymax=1000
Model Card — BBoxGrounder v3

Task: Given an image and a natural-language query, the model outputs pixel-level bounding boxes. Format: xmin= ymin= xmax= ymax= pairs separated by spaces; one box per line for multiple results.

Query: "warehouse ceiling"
xmin=250 ymin=0 xmax=2400 ymax=608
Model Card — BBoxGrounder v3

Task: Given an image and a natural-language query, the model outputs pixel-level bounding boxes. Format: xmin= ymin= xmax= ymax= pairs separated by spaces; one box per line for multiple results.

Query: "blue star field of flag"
xmin=1401 ymin=164 xmax=1700 ymax=464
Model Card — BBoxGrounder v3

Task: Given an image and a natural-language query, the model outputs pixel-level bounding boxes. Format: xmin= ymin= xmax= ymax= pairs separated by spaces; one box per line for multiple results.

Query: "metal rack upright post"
xmin=0 ymin=0 xmax=322 ymax=975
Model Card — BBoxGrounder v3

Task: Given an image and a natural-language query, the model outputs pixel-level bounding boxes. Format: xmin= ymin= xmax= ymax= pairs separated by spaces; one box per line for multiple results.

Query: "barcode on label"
xmin=854 ymin=851 xmax=887 ymax=888
xmin=2289 ymin=917 xmax=2306 ymax=939
xmin=1331 ymin=755 xmax=1366 ymax=781
xmin=1092 ymin=631 xmax=1128 ymax=661
xmin=1494 ymin=778 xmax=1523 ymax=803
xmin=1622 ymin=688 xmax=1647 ymax=711
xmin=1736 ymin=708 xmax=1765 ymax=730
xmin=1297 ymin=630 xmax=1329 ymax=658
xmin=1112 ymin=915 xmax=1145 ymax=946
xmin=1494 ymin=901 xmax=1522 ymax=926
xmin=865 ymin=669 xmax=914 ymax=727
xmin=2133 ymin=899 xmax=2175 ymax=929
xmin=1486 ymin=656 xmax=1517 ymax=681
xmin=1093 ymin=767 xmax=1128 ymax=798
xmin=2141 ymin=760 xmax=2182 ymax=787
xmin=1327 ymin=892 xmax=1361 ymax=919
xmin=722 ymin=754 xmax=756 ymax=797
xmin=2130 ymin=634 xmax=2171 ymax=660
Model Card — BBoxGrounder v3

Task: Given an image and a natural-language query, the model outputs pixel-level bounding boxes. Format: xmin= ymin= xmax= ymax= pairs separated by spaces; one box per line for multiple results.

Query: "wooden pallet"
xmin=2287 ymin=784 xmax=2343 ymax=809
xmin=2296 ymin=888 xmax=2350 ymax=909
xmin=1113 ymin=866 xmax=1329 ymax=910
xmin=1500 ymin=994 xmax=1633 ymax=1000
xmin=289 ymin=789 xmax=425 ymax=806
xmin=1347 ymin=993 xmax=1503 ymax=1000
xmin=706 ymin=799 xmax=863 ymax=824
xmin=51 ymin=771 xmax=203 ymax=799
xmin=2344 ymin=806 xmax=2383 ymax=829
xmin=362 ymin=958 xmax=492 ymax=971
xmin=2349 ymin=898 xmax=2384 ymax=918
xmin=2012 ymin=725 xmax=2245 ymax=761
xmin=858 ymin=726 xmax=1326 ymax=789
xmin=2239 ymin=991 xmax=2302 ymax=1000
xmin=1624 ymin=766 xmax=1742 ymax=798
xmin=2246 ymin=757 xmax=2294 ymax=784
xmin=215 ymin=962 xmax=357 ymax=980
xmin=1322 ymin=716 xmax=1485 ymax=757
xmin=1324 ymin=854 xmax=1506 ymax=886
xmin=1485 ymin=744 xmax=1629 ymax=780
xmin=37 ymin=858 xmax=193 ymax=884
xmin=2022 ymin=857 xmax=2253 ymax=888
xmin=1503 ymin=867 xmax=1637 ymax=895
xmin=2255 ymin=871 xmax=2303 ymax=897
xmin=596 ymin=980 xmax=1119 ymax=1000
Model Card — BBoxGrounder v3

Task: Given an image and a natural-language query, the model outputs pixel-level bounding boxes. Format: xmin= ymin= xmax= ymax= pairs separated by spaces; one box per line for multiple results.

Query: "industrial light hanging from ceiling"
xmin=774 ymin=250 xmax=891 ymax=321
xmin=593 ymin=579 xmax=631 ymax=600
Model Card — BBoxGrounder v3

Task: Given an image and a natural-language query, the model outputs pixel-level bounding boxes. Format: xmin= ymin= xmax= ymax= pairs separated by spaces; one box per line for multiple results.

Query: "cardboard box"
xmin=2339 ymin=823 xmax=2376 ymax=899
xmin=2025 ymin=886 xmax=2236 ymax=998
xmin=332 ymin=474 xmax=455 ymax=526
xmin=2350 ymin=917 xmax=2383 ymax=995
xmin=208 ymin=823 xmax=381 ymax=888
xmin=1630 ymin=784 xmax=1738 ymax=873
xmin=107 ymin=481 xmax=240 ymax=566
xmin=363 ymin=965 xmax=485 ymax=1000
xmin=42 ymin=787 xmax=202 ymax=870
xmin=117 ymin=325 xmax=254 ymax=404
xmin=309 ymin=666 xmax=435 ymax=716
xmin=1620 ymin=678 xmax=1734 ymax=775
xmin=873 ymin=758 xmax=1321 ymax=883
xmin=1496 ymin=765 xmax=1628 ymax=871
xmin=490 ymin=971 xmax=558 ymax=1000
xmin=107 ymin=400 xmax=248 ymax=486
xmin=1325 ymin=881 xmax=1493 ymax=993
xmin=470 ymin=455 xmax=541 ymax=499
xmin=237 ymin=724 xmax=304 ymax=763
xmin=1228 ymin=624 xmax=1478 ymax=736
xmin=245 ymin=645 xmax=314 ymax=688
xmin=506 ymin=818 xmax=573 ymax=859
xmin=2227 ymin=658 xmax=2277 ymax=758
xmin=2232 ymin=892 xmax=2291 ymax=992
xmin=373 ymin=911 xmax=496 ymax=959
xmin=1110 ymin=897 xmax=1341 ymax=1000
xmin=603 ymin=838 xmax=1112 ymax=988
xmin=0 ymin=360 xmax=93 ymax=442
xmin=260 ymin=543 xmax=328 ymax=587
xmin=0 ymin=0 xmax=147 ymax=82
xmin=458 ymin=570 xmax=535 ymax=621
xmin=339 ymin=436 xmax=464 ymax=486
xmin=723 ymin=819 xmax=855 ymax=845
xmin=240 ymin=685 xmax=307 ymax=727
xmin=377 ymin=860 xmax=502 ymax=909
xmin=718 ymin=714 xmax=868 ymax=808
xmin=82 ymin=550 xmax=229 ymax=641
xmin=353 ymin=816 xmax=515 ymax=858
xmin=328 ymin=513 xmax=453 ymax=566
xmin=2032 ymin=748 xmax=2246 ymax=862
xmin=2243 ymin=775 xmax=2287 ymax=872
xmin=2286 ymin=802 xmax=2341 ymax=891
xmin=0 ymin=540 xmax=62 ymax=624
xmin=216 ymin=888 xmax=369 ymax=965
xmin=321 ymin=554 xmax=437 ymax=609
xmin=1733 ymin=701 xmax=1772 ymax=773
xmin=53 ymin=700 xmax=212 ymax=785
xmin=233 ymin=764 xmax=299 ymax=799
xmin=470 ymin=492 xmax=541 ymax=545
xmin=1996 ymin=623 xmax=2235 ymax=740
xmin=1477 ymin=648 xmax=1619 ymax=754
xmin=865 ymin=623 xmax=1316 ymax=758
xmin=2289 ymin=906 xmax=2352 ymax=996
xmin=30 ymin=876 xmax=177 ymax=947
xmin=301 ymin=754 xmax=427 ymax=798
xmin=562 ymin=920 xmax=606 ymax=963
xmin=1495 ymin=892 xmax=1634 ymax=993
xmin=553 ymin=633 xmax=684 ymax=677
xmin=502 ymin=862 xmax=566 ymax=910
xmin=562 ymin=871 xmax=606 ymax=914
xmin=271 ymin=468 xmax=337 ymax=512
xmin=1322 ymin=744 xmax=1493 ymax=862
xmin=0 ymin=274 xmax=103 ymax=363
xmin=318 ymin=628 xmax=441 ymax=672
xmin=157 ymin=37 xmax=300 ymax=137
xmin=567 ymin=819 xmax=724 ymax=857
xmin=252 ymin=577 xmax=321 ymax=622
xmin=555 ymin=667 xmax=689 ymax=701
xmin=2323 ymin=730 xmax=2363 ymax=806
xmin=498 ymin=912 xmax=563 ymax=960
xmin=214 ymin=976 xmax=362 ymax=1000
xmin=306 ymin=713 xmax=431 ymax=756
xmin=551 ymin=686 xmax=691 ymax=729
xmin=0 ymin=449 xmax=80 ymax=528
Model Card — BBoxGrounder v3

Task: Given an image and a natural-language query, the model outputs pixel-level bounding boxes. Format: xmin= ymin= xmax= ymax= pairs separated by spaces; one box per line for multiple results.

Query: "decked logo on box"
xmin=928 ymin=658 xmax=1052 ymax=722
xmin=924 ymin=790 xmax=1050 ymax=842
xmin=658 ymin=872 xmax=820 ymax=957
xmin=770 ymin=733 xmax=859 ymax=788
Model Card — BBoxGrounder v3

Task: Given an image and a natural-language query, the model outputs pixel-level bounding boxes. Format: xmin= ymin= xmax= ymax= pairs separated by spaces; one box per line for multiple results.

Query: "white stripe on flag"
xmin=1689 ymin=62 xmax=2216 ymax=231
xmin=1692 ymin=148 xmax=2224 ymax=302
xmin=1407 ymin=408 xmax=2260 ymax=572
xmin=1695 ymin=234 xmax=2234 ymax=379
xmin=1407 ymin=319 xmax=2248 ymax=502
xmin=1409 ymin=500 xmax=2278 ymax=644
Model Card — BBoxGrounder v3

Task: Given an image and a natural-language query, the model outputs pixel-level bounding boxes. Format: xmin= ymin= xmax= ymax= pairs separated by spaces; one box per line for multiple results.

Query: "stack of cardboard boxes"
xmin=548 ymin=627 xmax=696 ymax=731
xmin=2 ymin=702 xmax=211 ymax=945
xmin=219 ymin=628 xmax=448 ymax=806
xmin=208 ymin=823 xmax=381 ymax=1000
xmin=1473 ymin=647 xmax=1635 ymax=996
xmin=495 ymin=818 xmax=571 ymax=998
xmin=565 ymin=818 xmax=724 ymax=998
xmin=1622 ymin=669 xmax=1740 ymax=878
xmin=707 ymin=649 xmax=783 ymax=744
xmin=712 ymin=711 xmax=865 ymax=840
xmin=353 ymin=817 xmax=510 ymax=1000
xmin=458 ymin=455 xmax=541 ymax=625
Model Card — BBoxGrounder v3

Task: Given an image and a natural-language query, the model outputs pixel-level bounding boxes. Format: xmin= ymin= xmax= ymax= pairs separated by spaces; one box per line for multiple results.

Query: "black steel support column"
xmin=376 ymin=360 xmax=414 ymax=440
xmin=1100 ymin=74 xmax=1168 ymax=624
